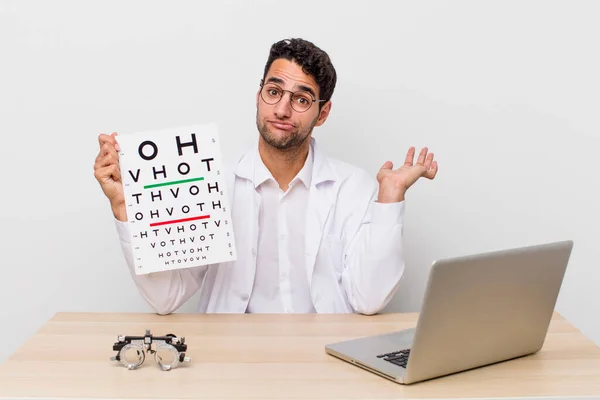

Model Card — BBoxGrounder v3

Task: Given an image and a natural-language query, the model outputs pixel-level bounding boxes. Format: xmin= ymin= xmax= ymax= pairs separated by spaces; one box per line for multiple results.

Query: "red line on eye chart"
xmin=149 ymin=215 xmax=211 ymax=227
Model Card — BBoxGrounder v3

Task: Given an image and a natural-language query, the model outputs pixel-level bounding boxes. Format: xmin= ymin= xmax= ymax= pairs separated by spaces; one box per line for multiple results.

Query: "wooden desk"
xmin=0 ymin=312 xmax=599 ymax=399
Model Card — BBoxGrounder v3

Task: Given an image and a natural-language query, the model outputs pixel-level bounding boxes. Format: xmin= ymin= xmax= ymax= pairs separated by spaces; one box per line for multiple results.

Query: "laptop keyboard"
xmin=377 ymin=349 xmax=411 ymax=368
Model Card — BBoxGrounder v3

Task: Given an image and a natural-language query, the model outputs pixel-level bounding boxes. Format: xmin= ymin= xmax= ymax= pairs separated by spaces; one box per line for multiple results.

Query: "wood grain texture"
xmin=0 ymin=312 xmax=599 ymax=399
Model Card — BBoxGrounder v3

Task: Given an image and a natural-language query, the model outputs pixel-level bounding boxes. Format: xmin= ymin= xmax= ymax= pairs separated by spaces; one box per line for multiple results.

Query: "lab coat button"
xmin=241 ymin=293 xmax=249 ymax=301
xmin=251 ymin=248 xmax=257 ymax=257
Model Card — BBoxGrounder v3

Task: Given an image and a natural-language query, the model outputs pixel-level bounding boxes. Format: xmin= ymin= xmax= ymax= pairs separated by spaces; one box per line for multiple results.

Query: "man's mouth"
xmin=268 ymin=120 xmax=295 ymax=131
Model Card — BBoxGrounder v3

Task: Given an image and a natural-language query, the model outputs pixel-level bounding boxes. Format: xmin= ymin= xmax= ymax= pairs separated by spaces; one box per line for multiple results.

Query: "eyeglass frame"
xmin=259 ymin=79 xmax=327 ymax=113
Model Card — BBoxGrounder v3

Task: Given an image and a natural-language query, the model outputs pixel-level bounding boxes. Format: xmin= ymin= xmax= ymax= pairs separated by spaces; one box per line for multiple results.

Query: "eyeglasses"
xmin=259 ymin=81 xmax=326 ymax=113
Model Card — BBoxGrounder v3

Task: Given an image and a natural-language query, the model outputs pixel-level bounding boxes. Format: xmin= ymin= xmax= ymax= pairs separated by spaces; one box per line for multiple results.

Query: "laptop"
xmin=325 ymin=240 xmax=573 ymax=384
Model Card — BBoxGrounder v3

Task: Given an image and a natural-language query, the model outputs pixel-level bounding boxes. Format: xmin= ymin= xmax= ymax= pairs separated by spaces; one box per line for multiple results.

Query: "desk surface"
xmin=0 ymin=312 xmax=599 ymax=399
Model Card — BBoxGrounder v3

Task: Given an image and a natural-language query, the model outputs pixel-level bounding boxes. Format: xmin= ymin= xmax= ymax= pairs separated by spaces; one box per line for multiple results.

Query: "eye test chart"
xmin=116 ymin=123 xmax=237 ymax=275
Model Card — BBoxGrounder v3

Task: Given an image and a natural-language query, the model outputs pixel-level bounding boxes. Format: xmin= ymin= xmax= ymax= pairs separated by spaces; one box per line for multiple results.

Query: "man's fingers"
xmin=98 ymin=133 xmax=114 ymax=147
xmin=98 ymin=132 xmax=119 ymax=150
xmin=94 ymin=164 xmax=121 ymax=183
xmin=404 ymin=147 xmax=416 ymax=166
xmin=425 ymin=161 xmax=439 ymax=179
xmin=94 ymin=164 xmax=112 ymax=181
xmin=416 ymin=147 xmax=428 ymax=166
xmin=423 ymin=153 xmax=434 ymax=170
xmin=95 ymin=143 xmax=115 ymax=164
xmin=100 ymin=141 xmax=118 ymax=158
xmin=94 ymin=152 xmax=118 ymax=170
xmin=111 ymin=164 xmax=122 ymax=182
xmin=380 ymin=161 xmax=393 ymax=171
xmin=111 ymin=132 xmax=121 ymax=152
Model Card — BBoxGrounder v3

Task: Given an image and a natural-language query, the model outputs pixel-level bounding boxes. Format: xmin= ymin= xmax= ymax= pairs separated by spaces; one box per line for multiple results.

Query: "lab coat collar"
xmin=252 ymin=141 xmax=314 ymax=189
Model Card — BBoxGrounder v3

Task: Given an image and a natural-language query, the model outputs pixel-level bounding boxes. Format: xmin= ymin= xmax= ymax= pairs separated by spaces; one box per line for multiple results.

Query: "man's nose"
xmin=274 ymin=93 xmax=293 ymax=119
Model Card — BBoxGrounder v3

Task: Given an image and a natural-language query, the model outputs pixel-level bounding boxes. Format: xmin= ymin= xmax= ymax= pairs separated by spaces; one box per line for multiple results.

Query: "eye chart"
xmin=116 ymin=123 xmax=237 ymax=275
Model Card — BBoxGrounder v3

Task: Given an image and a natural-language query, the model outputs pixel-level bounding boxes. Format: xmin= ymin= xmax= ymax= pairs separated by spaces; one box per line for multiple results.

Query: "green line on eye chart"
xmin=144 ymin=177 xmax=205 ymax=189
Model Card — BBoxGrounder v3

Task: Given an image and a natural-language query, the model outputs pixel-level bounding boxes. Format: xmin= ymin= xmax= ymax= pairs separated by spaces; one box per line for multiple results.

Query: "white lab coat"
xmin=115 ymin=137 xmax=406 ymax=315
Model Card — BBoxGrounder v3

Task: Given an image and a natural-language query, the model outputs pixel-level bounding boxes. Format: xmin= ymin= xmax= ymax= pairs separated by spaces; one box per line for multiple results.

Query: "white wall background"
xmin=1 ymin=0 xmax=598 ymax=363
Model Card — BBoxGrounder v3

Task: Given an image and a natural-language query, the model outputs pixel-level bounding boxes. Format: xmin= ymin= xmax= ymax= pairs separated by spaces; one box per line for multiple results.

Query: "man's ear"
xmin=315 ymin=101 xmax=332 ymax=127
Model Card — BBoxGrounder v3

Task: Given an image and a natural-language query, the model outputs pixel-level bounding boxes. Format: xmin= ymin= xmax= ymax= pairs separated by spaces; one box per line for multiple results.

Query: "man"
xmin=93 ymin=38 xmax=438 ymax=315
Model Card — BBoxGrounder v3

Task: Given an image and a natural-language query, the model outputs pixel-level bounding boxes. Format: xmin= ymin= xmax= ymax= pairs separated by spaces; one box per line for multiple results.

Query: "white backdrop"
xmin=1 ymin=0 xmax=598 ymax=363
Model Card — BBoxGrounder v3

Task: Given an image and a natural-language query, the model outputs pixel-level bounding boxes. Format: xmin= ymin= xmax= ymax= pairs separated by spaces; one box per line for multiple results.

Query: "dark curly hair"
xmin=262 ymin=38 xmax=337 ymax=111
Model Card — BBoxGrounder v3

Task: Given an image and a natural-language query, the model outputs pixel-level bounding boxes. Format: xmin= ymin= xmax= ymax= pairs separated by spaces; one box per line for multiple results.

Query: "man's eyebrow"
xmin=265 ymin=77 xmax=285 ymax=85
xmin=296 ymin=84 xmax=316 ymax=99
xmin=265 ymin=77 xmax=318 ymax=99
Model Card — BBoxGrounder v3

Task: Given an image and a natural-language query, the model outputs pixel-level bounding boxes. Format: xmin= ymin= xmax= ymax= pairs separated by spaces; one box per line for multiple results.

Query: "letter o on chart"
xmin=138 ymin=141 xmax=158 ymax=161
xmin=178 ymin=162 xmax=190 ymax=175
